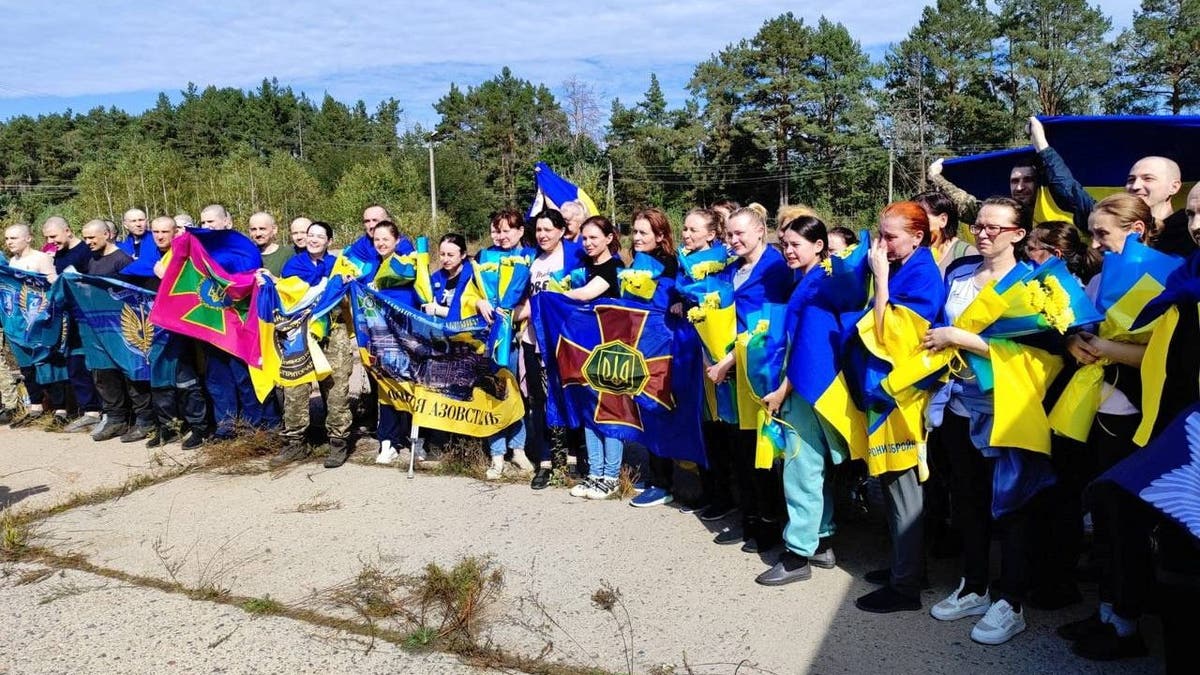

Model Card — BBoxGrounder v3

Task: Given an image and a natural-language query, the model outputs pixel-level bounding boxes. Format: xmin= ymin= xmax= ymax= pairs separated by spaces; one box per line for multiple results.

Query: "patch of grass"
xmin=200 ymin=427 xmax=285 ymax=474
xmin=591 ymin=581 xmax=634 ymax=675
xmin=38 ymin=580 xmax=107 ymax=605
xmin=432 ymin=438 xmax=488 ymax=479
xmin=402 ymin=625 xmax=438 ymax=649
xmin=242 ymin=594 xmax=283 ymax=614
xmin=614 ymin=466 xmax=640 ymax=501
xmin=1 ymin=509 xmax=33 ymax=561
xmin=291 ymin=491 xmax=343 ymax=514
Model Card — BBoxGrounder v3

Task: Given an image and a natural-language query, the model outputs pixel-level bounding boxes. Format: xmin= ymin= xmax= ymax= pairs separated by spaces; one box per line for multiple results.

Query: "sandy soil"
xmin=3 ymin=427 xmax=1165 ymax=674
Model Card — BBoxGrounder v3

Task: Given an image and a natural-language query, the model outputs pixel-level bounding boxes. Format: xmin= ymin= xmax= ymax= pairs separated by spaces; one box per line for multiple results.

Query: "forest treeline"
xmin=1 ymin=0 xmax=1195 ymax=239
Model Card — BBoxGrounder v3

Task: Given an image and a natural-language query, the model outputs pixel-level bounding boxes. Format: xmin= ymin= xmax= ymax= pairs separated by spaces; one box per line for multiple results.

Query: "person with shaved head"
xmin=4 ymin=223 xmax=69 ymax=428
xmin=289 ymin=216 xmax=313 ymax=253
xmin=42 ymin=216 xmax=91 ymax=275
xmin=248 ymin=211 xmax=290 ymax=277
xmin=195 ymin=203 xmax=279 ymax=437
xmin=117 ymin=208 xmax=150 ymax=259
xmin=1030 ymin=117 xmax=1193 ymax=256
xmin=199 ymin=204 xmax=233 ymax=230
xmin=39 ymin=216 xmax=105 ymax=432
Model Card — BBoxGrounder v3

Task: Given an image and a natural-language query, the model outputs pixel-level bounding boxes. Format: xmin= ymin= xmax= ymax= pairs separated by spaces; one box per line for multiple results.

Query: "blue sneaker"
xmin=630 ymin=486 xmax=673 ymax=508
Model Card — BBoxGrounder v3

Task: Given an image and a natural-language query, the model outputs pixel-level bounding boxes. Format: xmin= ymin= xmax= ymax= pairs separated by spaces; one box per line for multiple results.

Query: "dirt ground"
xmin=1 ymin=427 xmax=1164 ymax=674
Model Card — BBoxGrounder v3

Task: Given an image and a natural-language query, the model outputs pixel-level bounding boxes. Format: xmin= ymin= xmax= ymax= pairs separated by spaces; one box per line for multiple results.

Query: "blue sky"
xmin=0 ymin=0 xmax=1143 ymax=129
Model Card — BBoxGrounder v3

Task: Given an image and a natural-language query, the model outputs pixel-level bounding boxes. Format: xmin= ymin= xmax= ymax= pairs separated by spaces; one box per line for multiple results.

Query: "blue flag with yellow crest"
xmin=0 ymin=264 xmax=68 ymax=384
xmin=532 ymin=293 xmax=706 ymax=466
xmin=61 ymin=273 xmax=172 ymax=385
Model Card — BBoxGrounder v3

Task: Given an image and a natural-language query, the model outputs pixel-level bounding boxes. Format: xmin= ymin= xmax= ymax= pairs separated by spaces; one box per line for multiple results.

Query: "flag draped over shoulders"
xmin=847 ymin=247 xmax=945 ymax=478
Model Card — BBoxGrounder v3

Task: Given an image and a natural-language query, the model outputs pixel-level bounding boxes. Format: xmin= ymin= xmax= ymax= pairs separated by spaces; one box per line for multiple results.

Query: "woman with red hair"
xmin=849 ymin=201 xmax=946 ymax=615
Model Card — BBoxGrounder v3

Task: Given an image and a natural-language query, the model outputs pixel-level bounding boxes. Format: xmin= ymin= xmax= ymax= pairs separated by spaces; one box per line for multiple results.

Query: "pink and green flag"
xmin=149 ymin=231 xmax=263 ymax=366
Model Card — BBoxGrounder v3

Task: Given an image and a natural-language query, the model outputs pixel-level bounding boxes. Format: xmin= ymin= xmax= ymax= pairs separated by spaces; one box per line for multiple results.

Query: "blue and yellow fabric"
xmin=847 ymin=247 xmax=944 ymax=479
xmin=0 ymin=264 xmax=68 ymax=384
xmin=733 ymin=303 xmax=790 ymax=468
xmin=338 ymin=233 xmax=416 ymax=281
xmin=61 ymin=273 xmax=174 ymax=387
xmin=430 ymin=259 xmax=475 ymax=322
xmin=527 ymin=161 xmax=599 ymax=218
xmin=374 ymin=236 xmax=434 ymax=308
xmin=618 ymin=252 xmax=674 ymax=308
xmin=469 ymin=246 xmax=533 ymax=369
xmin=1130 ymin=252 xmax=1200 ymax=445
xmin=248 ymin=274 xmax=351 ymax=401
xmin=786 ymin=262 xmax=868 ymax=457
xmin=1049 ymin=234 xmax=1184 ymax=442
xmin=530 ymin=291 xmax=706 ymax=466
xmin=349 ymin=282 xmax=524 ymax=438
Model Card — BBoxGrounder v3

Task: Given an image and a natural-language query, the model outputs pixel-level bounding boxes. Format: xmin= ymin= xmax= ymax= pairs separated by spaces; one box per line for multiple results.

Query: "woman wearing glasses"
xmin=922 ymin=197 xmax=1055 ymax=645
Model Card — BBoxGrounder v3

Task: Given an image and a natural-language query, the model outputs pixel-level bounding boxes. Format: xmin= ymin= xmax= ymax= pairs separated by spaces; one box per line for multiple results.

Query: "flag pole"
xmin=408 ymin=423 xmax=421 ymax=479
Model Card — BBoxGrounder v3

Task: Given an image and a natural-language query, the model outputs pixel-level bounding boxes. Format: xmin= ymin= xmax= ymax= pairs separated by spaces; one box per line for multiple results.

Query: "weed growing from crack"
xmin=291 ymin=491 xmax=343 ymax=514
xmin=242 ymin=595 xmax=283 ymax=614
xmin=1 ymin=509 xmax=33 ymax=561
xmin=591 ymin=580 xmax=634 ymax=675
xmin=432 ymin=438 xmax=488 ymax=479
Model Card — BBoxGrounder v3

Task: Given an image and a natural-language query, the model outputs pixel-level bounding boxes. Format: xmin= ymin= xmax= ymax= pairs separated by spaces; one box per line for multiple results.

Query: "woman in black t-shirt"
xmin=564 ymin=216 xmax=624 ymax=499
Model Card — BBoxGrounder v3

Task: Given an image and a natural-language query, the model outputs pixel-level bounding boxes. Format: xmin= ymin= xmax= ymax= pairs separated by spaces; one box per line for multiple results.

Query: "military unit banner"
xmin=350 ymin=283 xmax=525 ymax=438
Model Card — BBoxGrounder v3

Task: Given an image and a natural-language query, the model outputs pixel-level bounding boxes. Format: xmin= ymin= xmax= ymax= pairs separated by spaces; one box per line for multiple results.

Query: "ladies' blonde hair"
xmin=1092 ymin=192 xmax=1156 ymax=243
xmin=729 ymin=205 xmax=767 ymax=230
xmin=684 ymin=207 xmax=726 ymax=240
xmin=776 ymin=204 xmax=818 ymax=229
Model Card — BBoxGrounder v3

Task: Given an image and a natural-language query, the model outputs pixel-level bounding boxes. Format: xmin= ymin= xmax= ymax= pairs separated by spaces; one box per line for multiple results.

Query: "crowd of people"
xmin=2 ymin=116 xmax=1198 ymax=667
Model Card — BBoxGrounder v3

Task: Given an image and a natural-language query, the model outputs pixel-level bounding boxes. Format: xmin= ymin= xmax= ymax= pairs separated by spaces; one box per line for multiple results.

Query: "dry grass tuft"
xmin=432 ymin=438 xmax=488 ymax=479
xmin=1 ymin=509 xmax=33 ymax=561
xmin=292 ymin=492 xmax=343 ymax=514
xmin=199 ymin=426 xmax=284 ymax=474
xmin=614 ymin=465 xmax=640 ymax=501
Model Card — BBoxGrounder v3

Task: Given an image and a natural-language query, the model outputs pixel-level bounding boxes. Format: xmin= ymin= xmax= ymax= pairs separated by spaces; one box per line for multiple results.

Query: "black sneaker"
xmin=181 ymin=429 xmax=207 ymax=450
xmin=120 ymin=425 xmax=153 ymax=443
xmin=323 ymin=438 xmax=349 ymax=468
xmin=146 ymin=425 xmax=181 ymax=449
xmin=92 ymin=420 xmax=129 ymax=442
xmin=1071 ymin=623 xmax=1148 ymax=661
xmin=270 ymin=441 xmax=309 ymax=467
xmin=741 ymin=538 xmax=760 ymax=553
xmin=677 ymin=501 xmax=708 ymax=515
xmin=699 ymin=502 xmax=737 ymax=522
xmin=1028 ymin=582 xmax=1083 ymax=611
xmin=713 ymin=528 xmax=744 ymax=545
xmin=855 ymin=585 xmax=922 ymax=613
xmin=0 ymin=408 xmax=14 ymax=425
xmin=530 ymin=467 xmax=553 ymax=490
xmin=1057 ymin=612 xmax=1106 ymax=642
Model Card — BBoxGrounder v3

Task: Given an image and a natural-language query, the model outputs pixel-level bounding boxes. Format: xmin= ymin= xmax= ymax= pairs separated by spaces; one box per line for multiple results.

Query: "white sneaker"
xmin=970 ymin=599 xmax=1026 ymax=645
xmin=584 ymin=478 xmax=616 ymax=500
xmin=569 ymin=477 xmax=597 ymax=498
xmin=510 ymin=451 xmax=534 ymax=473
xmin=931 ymin=578 xmax=991 ymax=621
xmin=375 ymin=440 xmax=399 ymax=464
xmin=485 ymin=455 xmax=505 ymax=480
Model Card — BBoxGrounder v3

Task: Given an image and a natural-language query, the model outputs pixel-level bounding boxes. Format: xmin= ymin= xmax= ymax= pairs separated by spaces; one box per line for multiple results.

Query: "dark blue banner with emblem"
xmin=60 ymin=273 xmax=172 ymax=384
xmin=0 ymin=264 xmax=66 ymax=379
xmin=531 ymin=293 xmax=706 ymax=467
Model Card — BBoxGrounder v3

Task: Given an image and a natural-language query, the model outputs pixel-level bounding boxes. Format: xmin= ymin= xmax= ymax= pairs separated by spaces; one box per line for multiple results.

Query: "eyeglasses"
xmin=968 ymin=223 xmax=1023 ymax=236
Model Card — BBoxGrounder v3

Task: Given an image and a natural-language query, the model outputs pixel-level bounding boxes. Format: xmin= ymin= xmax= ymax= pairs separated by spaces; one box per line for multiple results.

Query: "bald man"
xmin=194 ymin=205 xmax=279 ymax=437
xmin=1185 ymin=183 xmax=1200 ymax=248
xmin=289 ymin=217 xmax=313 ymax=253
xmin=344 ymin=204 xmax=414 ymax=266
xmin=1031 ymin=117 xmax=1194 ymax=256
xmin=4 ymin=224 xmax=71 ymax=428
xmin=249 ymin=211 xmax=290 ymax=277
xmin=199 ymin=204 xmax=234 ymax=230
xmin=118 ymin=208 xmax=150 ymax=259
xmin=42 ymin=216 xmax=91 ymax=274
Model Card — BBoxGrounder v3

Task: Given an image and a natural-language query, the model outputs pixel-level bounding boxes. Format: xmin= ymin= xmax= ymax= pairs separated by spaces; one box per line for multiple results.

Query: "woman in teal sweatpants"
xmin=757 ymin=214 xmax=848 ymax=585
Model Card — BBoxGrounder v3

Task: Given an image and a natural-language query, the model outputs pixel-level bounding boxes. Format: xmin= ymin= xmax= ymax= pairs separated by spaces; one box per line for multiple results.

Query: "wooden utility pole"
xmin=428 ymin=142 xmax=437 ymax=226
